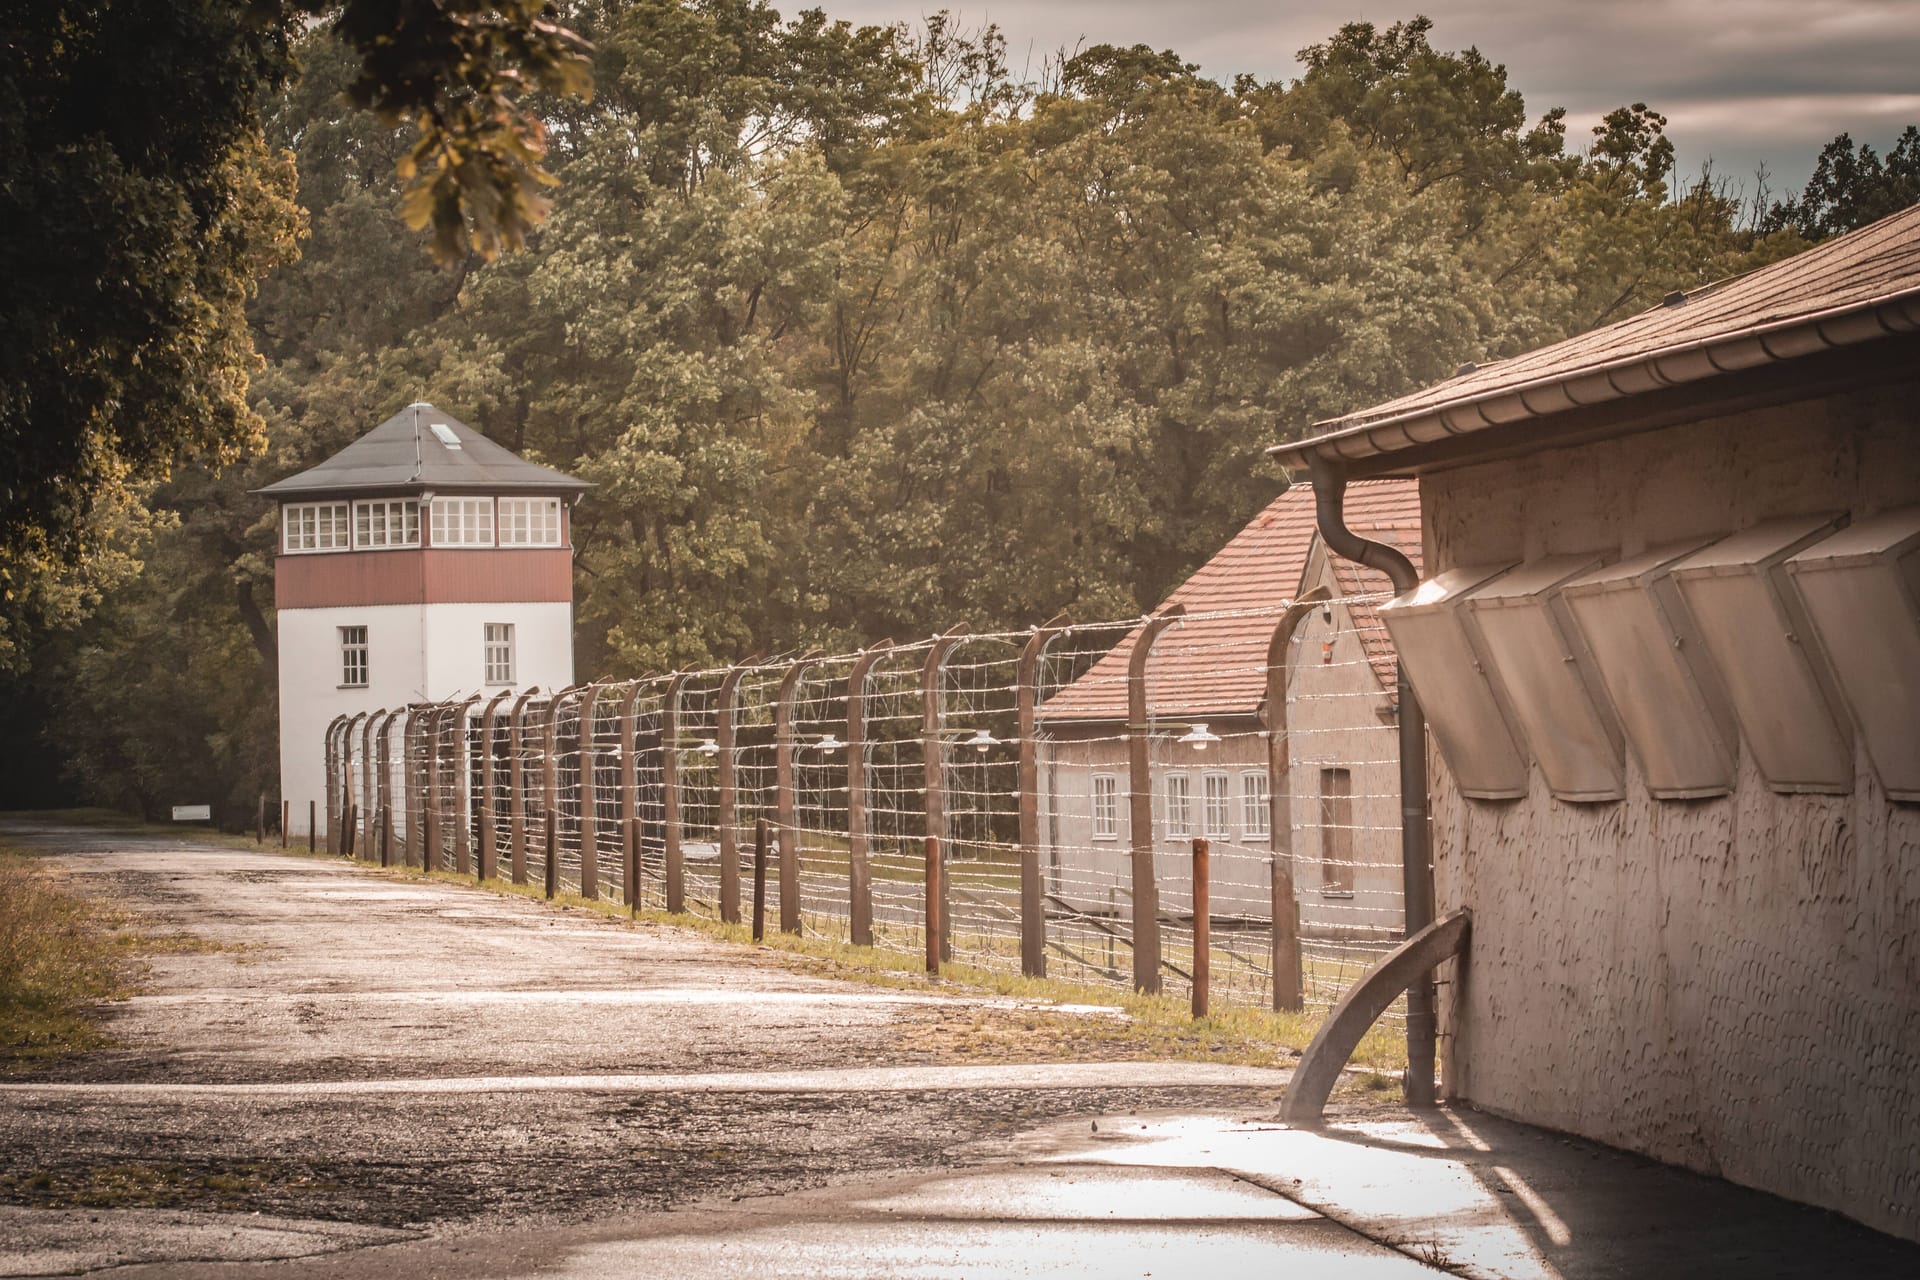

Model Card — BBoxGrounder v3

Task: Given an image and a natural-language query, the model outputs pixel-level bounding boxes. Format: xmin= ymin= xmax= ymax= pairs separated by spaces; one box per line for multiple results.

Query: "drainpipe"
xmin=1307 ymin=453 xmax=1438 ymax=1108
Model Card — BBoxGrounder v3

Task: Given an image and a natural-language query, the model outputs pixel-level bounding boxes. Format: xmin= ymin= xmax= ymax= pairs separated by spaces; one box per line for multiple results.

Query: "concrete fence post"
xmin=343 ymin=712 xmax=367 ymax=855
xmin=361 ymin=712 xmax=379 ymax=859
xmin=775 ymin=651 xmax=823 ymax=936
xmin=425 ymin=702 xmax=448 ymax=874
xmin=1127 ymin=606 xmax=1184 ymax=994
xmin=309 ymin=799 xmax=316 ymax=853
xmin=324 ymin=716 xmax=345 ymax=854
xmin=452 ymin=696 xmax=479 ymax=875
xmin=282 ymin=799 xmax=290 ymax=849
xmin=544 ymin=687 xmax=580 ymax=899
xmin=844 ymin=642 xmax=891 ymax=948
xmin=1018 ymin=613 xmax=1069 ymax=978
xmin=373 ymin=710 xmax=394 ymax=866
xmin=716 ymin=658 xmax=762 ymax=925
xmin=752 ymin=816 xmax=769 ymax=942
xmin=619 ymin=680 xmax=645 ymax=912
xmin=578 ymin=684 xmax=604 ymax=900
xmin=478 ymin=691 xmax=511 ymax=880
xmin=922 ymin=626 xmax=969 ymax=971
xmin=661 ymin=673 xmax=690 ymax=914
xmin=508 ymin=687 xmax=540 ymax=886
xmin=1265 ymin=587 xmax=1329 ymax=1012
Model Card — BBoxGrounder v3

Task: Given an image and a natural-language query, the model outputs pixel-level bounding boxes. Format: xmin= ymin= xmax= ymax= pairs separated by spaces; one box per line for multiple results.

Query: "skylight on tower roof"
xmin=429 ymin=422 xmax=462 ymax=450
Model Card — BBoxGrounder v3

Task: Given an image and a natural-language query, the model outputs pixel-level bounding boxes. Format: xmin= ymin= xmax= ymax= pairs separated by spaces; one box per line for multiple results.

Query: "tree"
xmin=0 ymin=1 xmax=592 ymax=674
xmin=1765 ymin=126 xmax=1920 ymax=240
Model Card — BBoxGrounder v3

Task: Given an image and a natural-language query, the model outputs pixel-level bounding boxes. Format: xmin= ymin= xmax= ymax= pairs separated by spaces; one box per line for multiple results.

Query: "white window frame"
xmin=1202 ymin=771 xmax=1232 ymax=838
xmin=339 ymin=625 xmax=368 ymax=688
xmin=1164 ymin=772 xmax=1191 ymax=839
xmin=498 ymin=496 xmax=564 ymax=547
xmin=1091 ymin=773 xmax=1119 ymax=840
xmin=283 ymin=501 xmax=351 ymax=553
xmin=1241 ymin=770 xmax=1271 ymax=839
xmin=431 ymin=497 xmax=495 ymax=548
xmin=484 ymin=623 xmax=516 ymax=686
xmin=353 ymin=498 xmax=420 ymax=549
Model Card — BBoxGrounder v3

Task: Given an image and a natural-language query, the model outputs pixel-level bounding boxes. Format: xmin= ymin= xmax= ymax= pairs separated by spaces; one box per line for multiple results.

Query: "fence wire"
xmin=321 ymin=598 xmax=1409 ymax=1019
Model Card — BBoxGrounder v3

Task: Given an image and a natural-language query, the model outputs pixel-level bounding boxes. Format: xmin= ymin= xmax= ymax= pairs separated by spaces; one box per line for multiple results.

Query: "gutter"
xmin=1269 ymin=286 xmax=1920 ymax=471
xmin=1307 ymin=453 xmax=1439 ymax=1108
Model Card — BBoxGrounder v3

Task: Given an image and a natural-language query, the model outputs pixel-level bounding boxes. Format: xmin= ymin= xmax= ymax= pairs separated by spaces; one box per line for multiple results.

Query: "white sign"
xmin=171 ymin=805 xmax=212 ymax=822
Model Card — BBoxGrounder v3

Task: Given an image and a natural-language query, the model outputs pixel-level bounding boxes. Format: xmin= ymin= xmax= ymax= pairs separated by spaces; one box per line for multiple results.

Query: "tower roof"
xmin=256 ymin=403 xmax=590 ymax=498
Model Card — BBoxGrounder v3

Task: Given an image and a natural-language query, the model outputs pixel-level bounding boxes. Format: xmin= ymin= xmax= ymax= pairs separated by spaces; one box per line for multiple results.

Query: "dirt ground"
xmin=0 ymin=818 xmax=1290 ymax=1266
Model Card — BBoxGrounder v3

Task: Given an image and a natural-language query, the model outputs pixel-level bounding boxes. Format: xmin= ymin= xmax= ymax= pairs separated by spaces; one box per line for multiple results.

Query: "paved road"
xmin=4 ymin=817 xmax=1918 ymax=1279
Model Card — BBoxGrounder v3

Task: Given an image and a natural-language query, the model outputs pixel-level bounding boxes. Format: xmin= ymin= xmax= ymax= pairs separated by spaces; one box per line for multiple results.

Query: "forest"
xmin=4 ymin=1 xmax=1917 ymax=822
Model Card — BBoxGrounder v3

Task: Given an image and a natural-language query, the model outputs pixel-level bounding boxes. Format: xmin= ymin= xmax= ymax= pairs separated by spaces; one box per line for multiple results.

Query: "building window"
xmin=1164 ymin=772 xmax=1191 ymax=838
xmin=354 ymin=499 xmax=419 ymax=549
xmin=1320 ymin=767 xmax=1353 ymax=895
xmin=339 ymin=626 xmax=368 ymax=688
xmin=283 ymin=502 xmax=351 ymax=553
xmin=1202 ymin=771 xmax=1231 ymax=838
xmin=484 ymin=623 xmax=515 ymax=685
xmin=431 ymin=497 xmax=495 ymax=547
xmin=1241 ymin=771 xmax=1271 ymax=838
xmin=498 ymin=496 xmax=563 ymax=547
xmin=1091 ymin=773 xmax=1118 ymax=839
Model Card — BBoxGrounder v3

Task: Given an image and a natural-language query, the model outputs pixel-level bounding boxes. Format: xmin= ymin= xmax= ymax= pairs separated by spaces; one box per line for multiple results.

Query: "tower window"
xmin=431 ymin=497 xmax=495 ymax=546
xmin=499 ymin=497 xmax=563 ymax=546
xmin=283 ymin=502 xmax=351 ymax=553
xmin=339 ymin=626 xmax=369 ymax=688
xmin=484 ymin=623 xmax=515 ymax=685
xmin=354 ymin=499 xmax=419 ymax=549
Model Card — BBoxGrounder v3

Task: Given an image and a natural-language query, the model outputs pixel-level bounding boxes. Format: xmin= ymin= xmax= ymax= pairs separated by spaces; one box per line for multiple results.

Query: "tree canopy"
xmin=7 ymin=4 xmax=1911 ymax=822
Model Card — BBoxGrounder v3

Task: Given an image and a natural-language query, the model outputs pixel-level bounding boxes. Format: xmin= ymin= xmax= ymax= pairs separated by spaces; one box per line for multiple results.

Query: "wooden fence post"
xmin=578 ymin=684 xmax=604 ymax=900
xmin=661 ymin=673 xmax=690 ymax=914
xmin=844 ymin=642 xmax=891 ymax=948
xmin=1126 ymin=606 xmax=1184 ymax=994
xmin=1018 ymin=613 xmax=1069 ymax=977
xmin=1192 ymin=837 xmax=1210 ymax=1019
xmin=775 ymin=651 xmax=823 ymax=936
xmin=922 ymin=626 xmax=969 ymax=970
xmin=1265 ymin=587 xmax=1328 ymax=1012
xmin=716 ymin=658 xmax=762 ymax=925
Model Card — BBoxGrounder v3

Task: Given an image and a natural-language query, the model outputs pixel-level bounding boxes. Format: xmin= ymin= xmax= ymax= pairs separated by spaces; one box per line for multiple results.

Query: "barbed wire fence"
xmin=322 ymin=597 xmax=1409 ymax=1019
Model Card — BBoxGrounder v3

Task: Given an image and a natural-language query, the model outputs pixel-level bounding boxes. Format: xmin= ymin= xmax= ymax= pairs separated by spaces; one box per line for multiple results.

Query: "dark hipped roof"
xmin=1269 ymin=203 xmax=1920 ymax=475
xmin=1039 ymin=479 xmax=1420 ymax=722
xmin=256 ymin=403 xmax=590 ymax=498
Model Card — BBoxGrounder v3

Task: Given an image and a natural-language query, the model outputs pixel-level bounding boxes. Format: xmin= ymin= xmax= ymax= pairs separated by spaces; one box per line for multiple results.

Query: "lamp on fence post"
xmin=1266 ymin=588 xmax=1327 ymax=1013
xmin=776 ymin=651 xmax=824 ymax=937
xmin=922 ymin=625 xmax=970 ymax=974
xmin=1127 ymin=605 xmax=1185 ymax=995
xmin=845 ymin=641 xmax=891 ymax=949
xmin=508 ymin=687 xmax=540 ymax=886
xmin=479 ymin=690 xmax=512 ymax=881
xmin=577 ymin=684 xmax=604 ymax=900
xmin=661 ymin=673 xmax=690 ymax=914
xmin=1018 ymin=614 xmax=1069 ymax=979
xmin=715 ymin=656 xmax=764 ymax=926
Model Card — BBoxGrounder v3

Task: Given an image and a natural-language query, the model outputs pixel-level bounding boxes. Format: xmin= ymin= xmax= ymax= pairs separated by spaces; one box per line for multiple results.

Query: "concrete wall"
xmin=1423 ymin=382 xmax=1920 ymax=1242
xmin=277 ymin=600 xmax=573 ymax=838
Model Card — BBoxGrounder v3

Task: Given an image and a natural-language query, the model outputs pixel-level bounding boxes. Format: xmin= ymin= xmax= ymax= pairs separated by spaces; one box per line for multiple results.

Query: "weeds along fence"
xmin=322 ymin=597 xmax=1407 ymax=1017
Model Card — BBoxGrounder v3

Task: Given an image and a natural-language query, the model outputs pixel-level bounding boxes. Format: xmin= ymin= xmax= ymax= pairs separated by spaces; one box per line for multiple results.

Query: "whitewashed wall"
xmin=277 ymin=600 xmax=574 ymax=837
xmin=1423 ymin=382 xmax=1920 ymax=1242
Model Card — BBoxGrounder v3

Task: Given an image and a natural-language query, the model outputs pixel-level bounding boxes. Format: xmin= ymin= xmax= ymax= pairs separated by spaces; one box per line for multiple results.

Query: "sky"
xmin=821 ymin=0 xmax=1920 ymax=200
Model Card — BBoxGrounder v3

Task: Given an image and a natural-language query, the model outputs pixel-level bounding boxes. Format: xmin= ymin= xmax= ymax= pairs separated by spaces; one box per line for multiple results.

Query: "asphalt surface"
xmin=4 ymin=816 xmax=1918 ymax=1279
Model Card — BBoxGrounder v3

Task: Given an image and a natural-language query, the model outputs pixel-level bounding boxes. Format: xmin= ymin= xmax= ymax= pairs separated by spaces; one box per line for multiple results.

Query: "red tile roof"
xmin=1040 ymin=478 xmax=1420 ymax=721
xmin=1271 ymin=203 xmax=1920 ymax=472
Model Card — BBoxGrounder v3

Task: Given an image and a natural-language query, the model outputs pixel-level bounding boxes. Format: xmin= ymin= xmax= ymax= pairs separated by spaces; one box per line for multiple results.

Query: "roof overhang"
xmin=1268 ymin=289 xmax=1920 ymax=480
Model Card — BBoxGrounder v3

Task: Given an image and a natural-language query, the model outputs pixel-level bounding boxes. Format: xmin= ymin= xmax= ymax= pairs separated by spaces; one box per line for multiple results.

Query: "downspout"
xmin=1307 ymin=453 xmax=1439 ymax=1108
